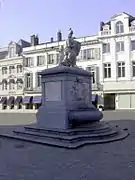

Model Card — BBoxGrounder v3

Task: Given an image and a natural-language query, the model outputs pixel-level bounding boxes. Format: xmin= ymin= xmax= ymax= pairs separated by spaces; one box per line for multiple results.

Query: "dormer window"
xmin=103 ymin=25 xmax=109 ymax=31
xmin=116 ymin=21 xmax=124 ymax=34
xmin=131 ymin=20 xmax=135 ymax=26
xmin=9 ymin=47 xmax=15 ymax=58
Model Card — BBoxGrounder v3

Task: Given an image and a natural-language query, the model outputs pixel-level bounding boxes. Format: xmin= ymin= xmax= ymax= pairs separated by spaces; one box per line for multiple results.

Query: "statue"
xmin=59 ymin=28 xmax=81 ymax=67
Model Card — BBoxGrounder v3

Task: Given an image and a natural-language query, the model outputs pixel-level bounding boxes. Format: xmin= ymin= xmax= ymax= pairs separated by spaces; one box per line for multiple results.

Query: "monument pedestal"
xmin=36 ymin=66 xmax=103 ymax=129
xmin=0 ymin=66 xmax=129 ymax=149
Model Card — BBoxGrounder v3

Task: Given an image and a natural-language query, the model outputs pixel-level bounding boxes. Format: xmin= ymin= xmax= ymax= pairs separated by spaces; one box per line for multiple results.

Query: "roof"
xmin=111 ymin=12 xmax=135 ymax=19
xmin=17 ymin=39 xmax=31 ymax=48
xmin=0 ymin=48 xmax=8 ymax=60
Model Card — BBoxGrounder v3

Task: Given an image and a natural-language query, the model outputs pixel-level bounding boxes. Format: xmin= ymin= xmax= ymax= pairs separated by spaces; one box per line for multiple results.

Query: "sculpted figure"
xmin=59 ymin=28 xmax=81 ymax=67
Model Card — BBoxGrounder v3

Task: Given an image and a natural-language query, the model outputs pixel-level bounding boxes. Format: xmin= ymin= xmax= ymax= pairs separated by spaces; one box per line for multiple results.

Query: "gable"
xmin=111 ymin=12 xmax=132 ymax=20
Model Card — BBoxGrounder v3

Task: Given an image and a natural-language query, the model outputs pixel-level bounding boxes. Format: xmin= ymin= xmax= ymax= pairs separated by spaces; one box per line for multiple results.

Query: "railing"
xmin=101 ymin=30 xmax=111 ymax=36
xmin=23 ymin=87 xmax=33 ymax=91
xmin=129 ymin=26 xmax=135 ymax=32
xmin=24 ymin=87 xmax=42 ymax=92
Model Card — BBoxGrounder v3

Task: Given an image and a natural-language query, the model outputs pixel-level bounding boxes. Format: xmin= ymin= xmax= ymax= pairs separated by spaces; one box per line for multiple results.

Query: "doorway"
xmin=104 ymin=93 xmax=115 ymax=110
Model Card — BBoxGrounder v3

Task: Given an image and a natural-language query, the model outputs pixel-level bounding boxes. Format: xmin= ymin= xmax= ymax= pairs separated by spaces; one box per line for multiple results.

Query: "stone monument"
xmin=36 ymin=28 xmax=103 ymax=129
xmin=0 ymin=29 xmax=129 ymax=149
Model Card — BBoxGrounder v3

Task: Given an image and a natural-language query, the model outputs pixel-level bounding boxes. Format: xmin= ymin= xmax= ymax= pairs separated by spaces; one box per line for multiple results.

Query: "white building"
xmin=98 ymin=12 xmax=135 ymax=109
xmin=0 ymin=40 xmax=30 ymax=112
xmin=1 ymin=12 xmax=135 ymax=111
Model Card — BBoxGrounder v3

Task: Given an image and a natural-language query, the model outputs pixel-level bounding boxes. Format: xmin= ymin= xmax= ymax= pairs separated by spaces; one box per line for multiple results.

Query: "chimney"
xmin=57 ymin=30 xmax=62 ymax=41
xmin=50 ymin=37 xmax=54 ymax=42
xmin=100 ymin=21 xmax=104 ymax=31
xmin=30 ymin=34 xmax=39 ymax=46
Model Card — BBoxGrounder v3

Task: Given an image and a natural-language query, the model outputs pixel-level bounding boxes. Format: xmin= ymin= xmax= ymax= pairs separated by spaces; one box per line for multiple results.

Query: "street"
xmin=0 ymin=111 xmax=135 ymax=180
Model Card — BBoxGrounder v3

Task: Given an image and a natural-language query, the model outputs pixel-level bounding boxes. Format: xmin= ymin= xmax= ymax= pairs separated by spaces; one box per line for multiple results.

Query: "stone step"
xmin=0 ymin=129 xmax=129 ymax=149
xmin=13 ymin=128 xmax=119 ymax=143
xmin=24 ymin=122 xmax=112 ymax=136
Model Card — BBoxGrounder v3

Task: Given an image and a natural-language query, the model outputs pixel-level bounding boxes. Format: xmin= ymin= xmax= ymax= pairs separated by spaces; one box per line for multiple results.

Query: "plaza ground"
xmin=0 ymin=111 xmax=135 ymax=179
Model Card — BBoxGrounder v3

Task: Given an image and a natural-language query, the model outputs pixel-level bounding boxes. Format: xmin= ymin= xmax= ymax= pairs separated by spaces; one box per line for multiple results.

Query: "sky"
xmin=0 ymin=0 xmax=135 ymax=47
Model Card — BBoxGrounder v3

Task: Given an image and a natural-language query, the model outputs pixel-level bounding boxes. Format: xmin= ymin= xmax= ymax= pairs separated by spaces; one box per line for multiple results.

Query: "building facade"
xmin=0 ymin=39 xmax=30 ymax=112
xmin=98 ymin=12 xmax=135 ymax=109
xmin=1 ymin=12 xmax=135 ymax=111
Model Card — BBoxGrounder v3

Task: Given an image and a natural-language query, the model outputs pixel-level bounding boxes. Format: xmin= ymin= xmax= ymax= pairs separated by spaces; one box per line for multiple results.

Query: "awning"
xmin=1 ymin=97 xmax=7 ymax=104
xmin=15 ymin=96 xmax=22 ymax=104
xmin=23 ymin=96 xmax=33 ymax=104
xmin=7 ymin=96 xmax=15 ymax=105
xmin=92 ymin=94 xmax=98 ymax=102
xmin=33 ymin=96 xmax=42 ymax=104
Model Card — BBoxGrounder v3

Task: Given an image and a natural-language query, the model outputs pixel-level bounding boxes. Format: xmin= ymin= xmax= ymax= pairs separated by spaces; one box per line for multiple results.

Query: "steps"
xmin=0 ymin=121 xmax=129 ymax=149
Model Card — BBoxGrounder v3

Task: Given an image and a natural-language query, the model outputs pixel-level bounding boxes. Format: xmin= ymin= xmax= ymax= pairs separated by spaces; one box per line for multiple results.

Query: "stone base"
xmin=0 ymin=121 xmax=129 ymax=149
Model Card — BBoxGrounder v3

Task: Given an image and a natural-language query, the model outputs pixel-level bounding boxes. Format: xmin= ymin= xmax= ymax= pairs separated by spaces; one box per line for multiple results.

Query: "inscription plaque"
xmin=45 ymin=81 xmax=62 ymax=101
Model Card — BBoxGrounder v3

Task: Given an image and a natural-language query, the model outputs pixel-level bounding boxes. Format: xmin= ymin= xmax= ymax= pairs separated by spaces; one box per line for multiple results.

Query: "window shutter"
xmin=24 ymin=74 xmax=27 ymax=89
xmin=30 ymin=73 xmax=33 ymax=89
xmin=23 ymin=58 xmax=27 ymax=67
xmin=95 ymin=48 xmax=100 ymax=60
xmin=36 ymin=72 xmax=38 ymax=88
xmin=30 ymin=57 xmax=34 ymax=67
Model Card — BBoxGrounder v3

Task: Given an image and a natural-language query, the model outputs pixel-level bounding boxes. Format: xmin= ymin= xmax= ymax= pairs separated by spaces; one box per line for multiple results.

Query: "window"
xmin=9 ymin=66 xmax=15 ymax=74
xmin=103 ymin=43 xmax=110 ymax=53
xmin=48 ymin=54 xmax=55 ymax=64
xmin=56 ymin=54 xmax=59 ymax=64
xmin=9 ymin=47 xmax=15 ymax=58
xmin=37 ymin=73 xmax=41 ymax=87
xmin=87 ymin=49 xmax=95 ymax=59
xmin=116 ymin=41 xmax=124 ymax=52
xmin=25 ymin=57 xmax=34 ymax=67
xmin=9 ymin=79 xmax=15 ymax=90
xmin=17 ymin=65 xmax=22 ymax=73
xmin=104 ymin=63 xmax=111 ymax=78
xmin=2 ymin=80 xmax=7 ymax=90
xmin=116 ymin=21 xmax=124 ymax=34
xmin=25 ymin=73 xmax=31 ymax=88
xmin=17 ymin=79 xmax=23 ymax=90
xmin=131 ymin=40 xmax=135 ymax=51
xmin=117 ymin=62 xmax=125 ymax=77
xmin=80 ymin=49 xmax=100 ymax=60
xmin=83 ymin=50 xmax=87 ymax=60
xmin=86 ymin=66 xmax=95 ymax=84
xmin=132 ymin=61 xmax=135 ymax=77
xmin=37 ymin=56 xmax=45 ymax=66
xmin=78 ymin=50 xmax=83 ymax=60
xmin=2 ymin=67 xmax=7 ymax=75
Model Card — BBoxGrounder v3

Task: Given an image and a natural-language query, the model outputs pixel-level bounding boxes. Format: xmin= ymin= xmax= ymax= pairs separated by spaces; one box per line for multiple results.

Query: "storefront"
xmin=117 ymin=93 xmax=135 ymax=109
xmin=7 ymin=96 xmax=15 ymax=109
xmin=15 ymin=96 xmax=23 ymax=109
xmin=92 ymin=94 xmax=98 ymax=108
xmin=23 ymin=96 xmax=33 ymax=109
xmin=32 ymin=96 xmax=42 ymax=109
xmin=1 ymin=97 xmax=7 ymax=109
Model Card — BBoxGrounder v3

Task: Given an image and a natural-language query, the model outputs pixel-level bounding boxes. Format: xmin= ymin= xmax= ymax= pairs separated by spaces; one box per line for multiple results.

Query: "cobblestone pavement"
xmin=0 ymin=111 xmax=135 ymax=180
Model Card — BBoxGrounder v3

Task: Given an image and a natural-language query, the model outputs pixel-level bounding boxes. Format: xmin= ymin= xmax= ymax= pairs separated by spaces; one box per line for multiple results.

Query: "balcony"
xmin=129 ymin=26 xmax=135 ymax=32
xmin=100 ymin=30 xmax=111 ymax=36
xmin=23 ymin=87 xmax=33 ymax=92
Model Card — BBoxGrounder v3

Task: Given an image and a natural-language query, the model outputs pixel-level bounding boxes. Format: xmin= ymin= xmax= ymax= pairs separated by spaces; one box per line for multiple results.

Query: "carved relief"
xmin=70 ymin=80 xmax=90 ymax=103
